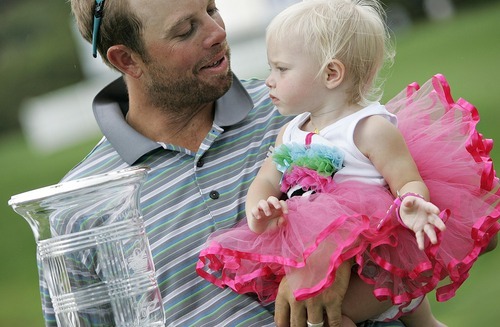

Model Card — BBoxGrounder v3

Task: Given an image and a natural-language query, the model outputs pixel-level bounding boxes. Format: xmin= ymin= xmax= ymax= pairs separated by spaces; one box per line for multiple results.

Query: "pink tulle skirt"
xmin=196 ymin=74 xmax=500 ymax=317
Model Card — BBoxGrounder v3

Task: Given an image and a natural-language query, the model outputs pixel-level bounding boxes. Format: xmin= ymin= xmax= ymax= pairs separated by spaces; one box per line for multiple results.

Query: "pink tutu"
xmin=196 ymin=74 xmax=500 ymax=316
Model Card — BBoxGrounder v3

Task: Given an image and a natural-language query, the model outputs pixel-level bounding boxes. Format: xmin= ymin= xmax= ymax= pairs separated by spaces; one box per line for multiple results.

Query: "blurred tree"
xmin=0 ymin=0 xmax=83 ymax=135
xmin=0 ymin=0 xmax=17 ymax=10
xmin=382 ymin=0 xmax=497 ymax=19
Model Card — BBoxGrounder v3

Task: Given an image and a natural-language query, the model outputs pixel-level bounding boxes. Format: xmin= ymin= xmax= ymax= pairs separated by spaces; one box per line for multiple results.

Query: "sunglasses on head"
xmin=92 ymin=0 xmax=105 ymax=58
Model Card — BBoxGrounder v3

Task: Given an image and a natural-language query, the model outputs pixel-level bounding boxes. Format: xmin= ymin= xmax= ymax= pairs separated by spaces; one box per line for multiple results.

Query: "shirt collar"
xmin=92 ymin=74 xmax=254 ymax=165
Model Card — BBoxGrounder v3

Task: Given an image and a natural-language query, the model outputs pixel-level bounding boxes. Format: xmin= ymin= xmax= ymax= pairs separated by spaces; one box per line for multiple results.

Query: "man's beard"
xmin=144 ymin=57 xmax=233 ymax=112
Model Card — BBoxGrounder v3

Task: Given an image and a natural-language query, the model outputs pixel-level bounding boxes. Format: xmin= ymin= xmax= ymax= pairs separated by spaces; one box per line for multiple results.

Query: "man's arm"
xmin=274 ymin=261 xmax=351 ymax=327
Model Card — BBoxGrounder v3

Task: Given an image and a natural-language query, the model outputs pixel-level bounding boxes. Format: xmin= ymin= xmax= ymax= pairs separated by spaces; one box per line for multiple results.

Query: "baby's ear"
xmin=324 ymin=59 xmax=345 ymax=89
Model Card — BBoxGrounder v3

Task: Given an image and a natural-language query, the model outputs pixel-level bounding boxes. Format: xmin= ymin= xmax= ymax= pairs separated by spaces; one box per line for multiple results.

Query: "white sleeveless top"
xmin=281 ymin=103 xmax=397 ymax=186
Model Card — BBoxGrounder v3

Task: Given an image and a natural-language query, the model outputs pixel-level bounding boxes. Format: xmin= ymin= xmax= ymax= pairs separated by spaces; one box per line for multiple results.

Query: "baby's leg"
xmin=399 ymin=296 xmax=447 ymax=327
xmin=341 ymin=315 xmax=357 ymax=327
xmin=341 ymin=273 xmax=393 ymax=323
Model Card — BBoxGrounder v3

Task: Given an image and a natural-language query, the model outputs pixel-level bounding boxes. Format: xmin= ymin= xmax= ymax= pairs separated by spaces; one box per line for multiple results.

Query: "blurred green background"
xmin=1 ymin=1 xmax=499 ymax=326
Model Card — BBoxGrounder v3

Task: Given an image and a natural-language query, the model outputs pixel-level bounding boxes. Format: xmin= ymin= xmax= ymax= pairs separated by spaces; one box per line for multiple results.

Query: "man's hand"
xmin=274 ymin=261 xmax=352 ymax=327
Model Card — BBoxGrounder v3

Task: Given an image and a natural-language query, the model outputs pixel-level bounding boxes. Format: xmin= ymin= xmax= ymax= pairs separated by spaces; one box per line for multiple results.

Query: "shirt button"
xmin=196 ymin=159 xmax=204 ymax=167
xmin=209 ymin=191 xmax=220 ymax=200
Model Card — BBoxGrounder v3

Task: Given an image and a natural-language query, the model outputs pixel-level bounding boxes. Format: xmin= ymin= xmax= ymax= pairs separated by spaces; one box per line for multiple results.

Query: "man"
xmin=44 ymin=1 xmax=358 ymax=325
xmin=37 ymin=0 xmax=494 ymax=326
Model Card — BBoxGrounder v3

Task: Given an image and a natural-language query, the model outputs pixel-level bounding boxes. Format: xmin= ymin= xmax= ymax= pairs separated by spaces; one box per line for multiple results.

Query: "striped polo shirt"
xmin=38 ymin=75 xmax=290 ymax=326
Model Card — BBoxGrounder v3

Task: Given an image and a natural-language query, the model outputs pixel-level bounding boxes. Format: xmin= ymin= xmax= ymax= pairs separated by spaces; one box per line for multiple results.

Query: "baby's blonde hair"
xmin=266 ymin=0 xmax=394 ymax=105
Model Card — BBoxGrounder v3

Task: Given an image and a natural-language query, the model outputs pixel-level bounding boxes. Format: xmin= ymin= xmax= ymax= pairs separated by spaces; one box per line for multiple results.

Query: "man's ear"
xmin=324 ymin=59 xmax=345 ymax=89
xmin=107 ymin=45 xmax=143 ymax=78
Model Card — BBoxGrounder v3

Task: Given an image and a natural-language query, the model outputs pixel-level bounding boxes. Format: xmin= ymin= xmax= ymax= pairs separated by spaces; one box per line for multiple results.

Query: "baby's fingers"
xmin=415 ymin=224 xmax=438 ymax=250
xmin=415 ymin=230 xmax=425 ymax=251
xmin=279 ymin=200 xmax=288 ymax=214
xmin=423 ymin=224 xmax=438 ymax=245
xmin=267 ymin=196 xmax=283 ymax=211
xmin=257 ymin=199 xmax=273 ymax=216
xmin=429 ymin=214 xmax=446 ymax=231
xmin=249 ymin=206 xmax=263 ymax=220
xmin=424 ymin=201 xmax=442 ymax=216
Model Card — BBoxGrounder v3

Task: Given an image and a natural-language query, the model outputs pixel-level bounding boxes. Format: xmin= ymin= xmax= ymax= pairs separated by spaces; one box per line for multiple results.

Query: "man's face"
xmin=132 ymin=0 xmax=233 ymax=109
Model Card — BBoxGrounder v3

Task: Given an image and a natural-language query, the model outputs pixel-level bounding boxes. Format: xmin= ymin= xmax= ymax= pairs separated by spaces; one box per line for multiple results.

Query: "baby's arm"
xmin=355 ymin=116 xmax=446 ymax=250
xmin=246 ymin=125 xmax=289 ymax=234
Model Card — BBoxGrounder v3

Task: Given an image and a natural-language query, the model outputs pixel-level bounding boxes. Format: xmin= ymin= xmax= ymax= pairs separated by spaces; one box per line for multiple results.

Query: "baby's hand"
xmin=248 ymin=196 xmax=288 ymax=234
xmin=399 ymin=196 xmax=446 ymax=250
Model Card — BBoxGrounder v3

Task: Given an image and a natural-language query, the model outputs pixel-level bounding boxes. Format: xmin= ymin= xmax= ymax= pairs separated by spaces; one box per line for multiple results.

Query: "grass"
xmin=1 ymin=2 xmax=499 ymax=326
